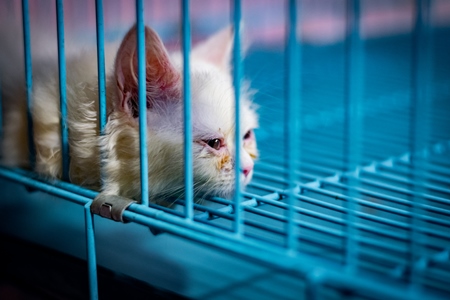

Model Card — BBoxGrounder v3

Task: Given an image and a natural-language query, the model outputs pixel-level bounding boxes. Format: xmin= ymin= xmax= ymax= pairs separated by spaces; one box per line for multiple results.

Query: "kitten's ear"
xmin=115 ymin=25 xmax=180 ymax=118
xmin=192 ymin=25 xmax=247 ymax=71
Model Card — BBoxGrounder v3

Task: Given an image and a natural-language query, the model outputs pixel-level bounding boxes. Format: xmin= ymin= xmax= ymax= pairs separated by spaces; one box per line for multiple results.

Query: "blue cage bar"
xmin=136 ymin=0 xmax=149 ymax=206
xmin=232 ymin=0 xmax=243 ymax=235
xmin=22 ymin=0 xmax=35 ymax=168
xmin=285 ymin=0 xmax=301 ymax=251
xmin=409 ymin=0 xmax=431 ymax=293
xmin=95 ymin=0 xmax=107 ymax=133
xmin=56 ymin=0 xmax=70 ymax=182
xmin=84 ymin=201 xmax=98 ymax=300
xmin=182 ymin=0 xmax=194 ymax=220
xmin=344 ymin=0 xmax=363 ymax=273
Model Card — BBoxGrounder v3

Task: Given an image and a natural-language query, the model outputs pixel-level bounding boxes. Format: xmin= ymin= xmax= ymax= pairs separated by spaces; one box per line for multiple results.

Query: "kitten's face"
xmin=113 ymin=25 xmax=258 ymax=201
xmin=189 ymin=67 xmax=258 ymax=199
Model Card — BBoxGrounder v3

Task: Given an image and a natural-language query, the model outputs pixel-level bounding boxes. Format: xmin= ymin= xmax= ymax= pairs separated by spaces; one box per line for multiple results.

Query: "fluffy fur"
xmin=0 ymin=25 xmax=258 ymax=205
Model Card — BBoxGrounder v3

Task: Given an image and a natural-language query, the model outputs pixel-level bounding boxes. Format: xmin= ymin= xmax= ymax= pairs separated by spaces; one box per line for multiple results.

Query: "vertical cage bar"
xmin=285 ymin=0 xmax=301 ymax=250
xmin=136 ymin=0 xmax=149 ymax=206
xmin=84 ymin=203 xmax=99 ymax=300
xmin=182 ymin=0 xmax=194 ymax=220
xmin=95 ymin=0 xmax=107 ymax=133
xmin=344 ymin=0 xmax=363 ymax=273
xmin=232 ymin=0 xmax=243 ymax=235
xmin=305 ymin=269 xmax=326 ymax=300
xmin=22 ymin=0 xmax=35 ymax=169
xmin=409 ymin=0 xmax=431 ymax=293
xmin=56 ymin=0 xmax=70 ymax=181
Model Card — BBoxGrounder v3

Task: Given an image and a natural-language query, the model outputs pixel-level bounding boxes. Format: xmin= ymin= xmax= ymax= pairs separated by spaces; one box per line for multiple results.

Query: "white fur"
xmin=0 ymin=25 xmax=258 ymax=205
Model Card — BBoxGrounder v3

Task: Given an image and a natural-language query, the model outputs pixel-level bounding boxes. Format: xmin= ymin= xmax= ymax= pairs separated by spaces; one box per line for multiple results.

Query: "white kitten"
xmin=0 ymin=25 xmax=258 ymax=205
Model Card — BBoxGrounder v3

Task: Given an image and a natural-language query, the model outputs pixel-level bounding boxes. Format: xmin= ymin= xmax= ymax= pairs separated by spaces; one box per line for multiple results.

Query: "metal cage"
xmin=0 ymin=0 xmax=449 ymax=299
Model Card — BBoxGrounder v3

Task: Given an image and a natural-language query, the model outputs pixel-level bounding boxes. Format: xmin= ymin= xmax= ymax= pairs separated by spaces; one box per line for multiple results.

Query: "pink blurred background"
xmin=1 ymin=0 xmax=450 ymax=48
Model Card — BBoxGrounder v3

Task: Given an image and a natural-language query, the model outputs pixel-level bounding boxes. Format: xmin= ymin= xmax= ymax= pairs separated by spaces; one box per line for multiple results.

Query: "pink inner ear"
xmin=191 ymin=26 xmax=234 ymax=70
xmin=115 ymin=25 xmax=181 ymax=115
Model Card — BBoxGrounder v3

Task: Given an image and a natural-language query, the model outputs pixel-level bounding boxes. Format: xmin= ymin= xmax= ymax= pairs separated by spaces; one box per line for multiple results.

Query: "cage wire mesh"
xmin=0 ymin=0 xmax=449 ymax=299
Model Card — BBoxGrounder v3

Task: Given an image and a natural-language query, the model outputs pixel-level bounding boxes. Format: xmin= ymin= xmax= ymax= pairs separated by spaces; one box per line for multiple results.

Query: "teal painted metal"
xmin=84 ymin=202 xmax=99 ymax=300
xmin=56 ymin=0 xmax=70 ymax=182
xmin=305 ymin=268 xmax=326 ymax=300
xmin=22 ymin=0 xmax=35 ymax=169
xmin=409 ymin=0 xmax=432 ymax=294
xmin=0 ymin=167 xmax=91 ymax=206
xmin=136 ymin=0 xmax=149 ymax=206
xmin=344 ymin=0 xmax=363 ymax=273
xmin=122 ymin=208 xmax=423 ymax=300
xmin=232 ymin=0 xmax=243 ymax=236
xmin=95 ymin=0 xmax=107 ymax=186
xmin=285 ymin=0 xmax=301 ymax=250
xmin=95 ymin=0 xmax=107 ymax=133
xmin=182 ymin=0 xmax=194 ymax=220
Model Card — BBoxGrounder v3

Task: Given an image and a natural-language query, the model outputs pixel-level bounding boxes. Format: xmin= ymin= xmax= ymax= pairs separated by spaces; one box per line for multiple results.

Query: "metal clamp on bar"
xmin=91 ymin=193 xmax=136 ymax=223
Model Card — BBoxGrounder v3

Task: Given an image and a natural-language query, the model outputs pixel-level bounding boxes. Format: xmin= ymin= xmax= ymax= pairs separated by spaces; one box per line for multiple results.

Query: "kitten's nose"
xmin=242 ymin=164 xmax=253 ymax=177
xmin=241 ymin=151 xmax=254 ymax=178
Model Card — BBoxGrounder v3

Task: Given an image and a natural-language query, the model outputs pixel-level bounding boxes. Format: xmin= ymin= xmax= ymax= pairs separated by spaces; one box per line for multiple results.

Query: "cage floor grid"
xmin=193 ymin=29 xmax=450 ymax=297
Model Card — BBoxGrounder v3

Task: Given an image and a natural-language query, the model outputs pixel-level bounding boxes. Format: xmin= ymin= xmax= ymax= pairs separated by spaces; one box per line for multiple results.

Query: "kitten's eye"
xmin=243 ymin=130 xmax=252 ymax=140
xmin=206 ymin=139 xmax=222 ymax=150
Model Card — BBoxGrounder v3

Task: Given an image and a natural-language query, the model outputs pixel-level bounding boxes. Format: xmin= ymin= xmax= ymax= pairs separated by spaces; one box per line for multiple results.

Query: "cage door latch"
xmin=91 ymin=193 xmax=136 ymax=223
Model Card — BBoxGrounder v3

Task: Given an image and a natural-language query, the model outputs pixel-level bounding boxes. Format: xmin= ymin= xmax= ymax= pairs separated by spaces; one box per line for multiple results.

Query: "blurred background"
xmin=1 ymin=0 xmax=450 ymax=46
